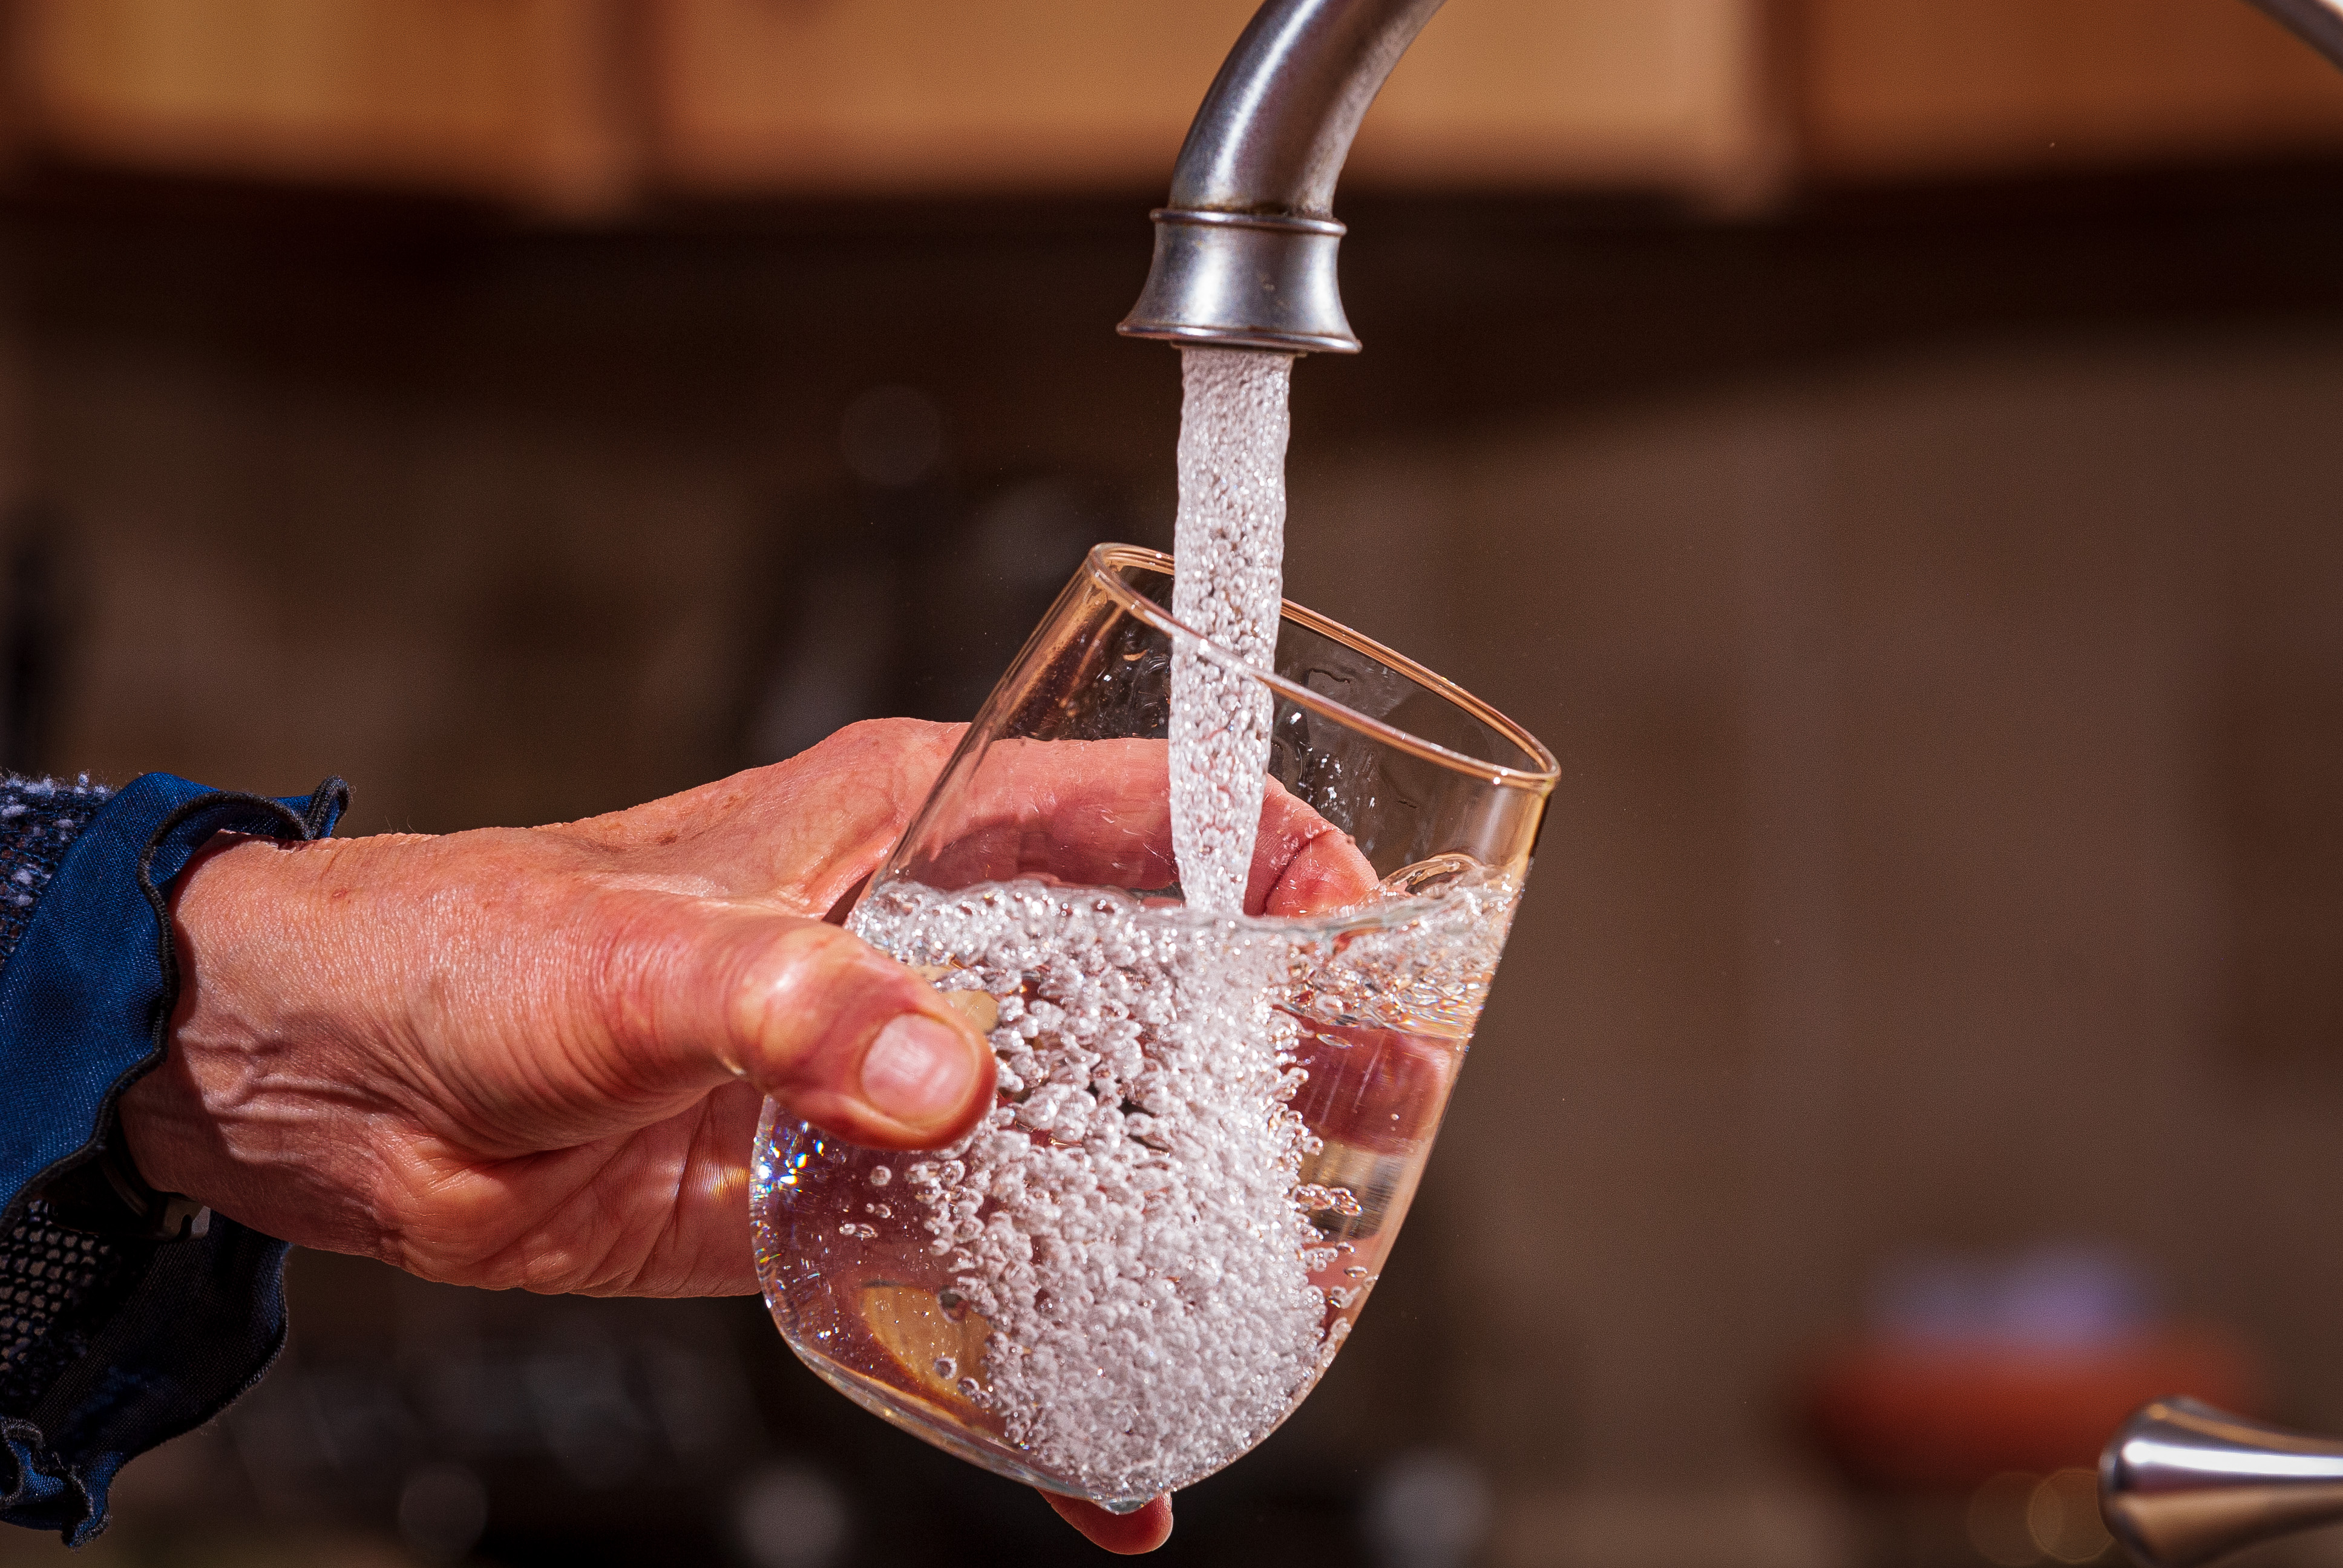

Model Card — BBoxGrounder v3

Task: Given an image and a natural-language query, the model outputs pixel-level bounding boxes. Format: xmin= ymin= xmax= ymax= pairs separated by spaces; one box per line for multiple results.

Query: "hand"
xmin=121 ymin=719 xmax=998 ymax=1297
xmin=118 ymin=718 xmax=1373 ymax=1555
xmin=911 ymin=734 xmax=1379 ymax=916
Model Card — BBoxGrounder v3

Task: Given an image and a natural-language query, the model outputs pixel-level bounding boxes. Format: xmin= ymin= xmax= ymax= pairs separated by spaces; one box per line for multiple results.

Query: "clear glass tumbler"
xmin=751 ymin=544 xmax=1556 ymax=1511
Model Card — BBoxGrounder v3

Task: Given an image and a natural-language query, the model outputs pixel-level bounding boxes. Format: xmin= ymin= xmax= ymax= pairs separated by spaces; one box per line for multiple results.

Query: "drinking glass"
xmin=751 ymin=543 xmax=1556 ymax=1511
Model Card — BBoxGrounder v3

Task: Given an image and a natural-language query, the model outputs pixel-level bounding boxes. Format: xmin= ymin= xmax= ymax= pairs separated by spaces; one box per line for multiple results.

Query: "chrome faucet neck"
xmin=1118 ymin=0 xmax=1445 ymax=355
xmin=2103 ymin=1399 xmax=2343 ymax=1568
xmin=2247 ymin=0 xmax=2343 ymax=70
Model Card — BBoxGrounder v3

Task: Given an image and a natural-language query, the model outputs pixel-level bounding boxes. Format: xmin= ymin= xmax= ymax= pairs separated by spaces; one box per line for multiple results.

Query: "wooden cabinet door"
xmin=13 ymin=0 xmax=640 ymax=211
xmin=1800 ymin=0 xmax=2343 ymax=178
xmin=643 ymin=0 xmax=1781 ymax=201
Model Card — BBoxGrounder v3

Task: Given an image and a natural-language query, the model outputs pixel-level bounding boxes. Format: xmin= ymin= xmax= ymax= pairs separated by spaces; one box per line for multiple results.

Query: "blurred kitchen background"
xmin=3 ymin=1 xmax=2343 ymax=1566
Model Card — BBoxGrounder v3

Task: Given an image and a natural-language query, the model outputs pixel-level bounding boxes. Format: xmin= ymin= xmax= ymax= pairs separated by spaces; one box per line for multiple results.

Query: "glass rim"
xmin=1081 ymin=543 xmax=1560 ymax=792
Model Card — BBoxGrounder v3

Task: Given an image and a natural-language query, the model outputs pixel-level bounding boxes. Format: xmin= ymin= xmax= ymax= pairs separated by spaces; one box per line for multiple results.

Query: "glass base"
xmin=785 ymin=1342 xmax=1157 ymax=1514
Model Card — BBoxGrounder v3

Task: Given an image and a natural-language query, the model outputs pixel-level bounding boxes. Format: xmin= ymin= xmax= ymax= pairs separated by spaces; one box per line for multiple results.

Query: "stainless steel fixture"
xmin=2102 ymin=1399 xmax=2343 ymax=1568
xmin=2247 ymin=0 xmax=2343 ymax=70
xmin=1118 ymin=0 xmax=1444 ymax=354
xmin=1122 ymin=0 xmax=2343 ymax=359
xmin=2099 ymin=34 xmax=2343 ymax=1566
xmin=1119 ymin=0 xmax=2343 ymax=1561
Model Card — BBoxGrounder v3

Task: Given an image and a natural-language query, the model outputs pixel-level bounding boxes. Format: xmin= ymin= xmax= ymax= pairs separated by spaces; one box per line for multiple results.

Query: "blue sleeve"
xmin=0 ymin=773 xmax=347 ymax=1543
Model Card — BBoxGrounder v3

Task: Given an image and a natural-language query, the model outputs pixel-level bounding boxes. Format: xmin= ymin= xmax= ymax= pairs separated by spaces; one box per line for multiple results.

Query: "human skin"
xmin=119 ymin=717 xmax=1373 ymax=1557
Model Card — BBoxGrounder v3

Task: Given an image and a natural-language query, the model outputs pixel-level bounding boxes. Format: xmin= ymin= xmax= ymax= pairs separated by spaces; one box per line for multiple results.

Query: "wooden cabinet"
xmin=4 ymin=0 xmax=1783 ymax=205
xmin=643 ymin=0 xmax=1778 ymax=200
xmin=1346 ymin=0 xmax=1775 ymax=195
xmin=4 ymin=0 xmax=2343 ymax=207
xmin=1800 ymin=0 xmax=2343 ymax=178
xmin=642 ymin=0 xmax=1242 ymax=194
xmin=11 ymin=0 xmax=640 ymax=211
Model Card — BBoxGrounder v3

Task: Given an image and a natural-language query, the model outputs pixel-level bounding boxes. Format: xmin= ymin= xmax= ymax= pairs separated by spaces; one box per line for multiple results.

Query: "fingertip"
xmin=1267 ymin=828 xmax=1381 ymax=917
xmin=1041 ymin=1491 xmax=1174 ymax=1554
xmin=860 ymin=1011 xmax=988 ymax=1133
xmin=1250 ymin=785 xmax=1381 ymax=918
xmin=733 ymin=922 xmax=995 ymax=1148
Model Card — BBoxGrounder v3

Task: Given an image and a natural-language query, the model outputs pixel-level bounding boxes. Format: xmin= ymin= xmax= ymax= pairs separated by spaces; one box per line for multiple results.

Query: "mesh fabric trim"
xmin=0 ymin=774 xmax=126 ymax=1422
xmin=0 ymin=1201 xmax=141 ymax=1416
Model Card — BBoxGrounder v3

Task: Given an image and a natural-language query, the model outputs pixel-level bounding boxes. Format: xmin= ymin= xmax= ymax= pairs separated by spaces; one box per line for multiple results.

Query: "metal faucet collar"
xmin=1119 ymin=0 xmax=1446 ymax=355
xmin=2103 ymin=1399 xmax=2343 ymax=1568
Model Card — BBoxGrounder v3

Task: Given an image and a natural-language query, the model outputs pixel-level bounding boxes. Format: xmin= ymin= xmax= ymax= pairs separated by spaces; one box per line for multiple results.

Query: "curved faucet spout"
xmin=2248 ymin=0 xmax=2343 ymax=71
xmin=2102 ymin=1399 xmax=2343 ymax=1568
xmin=1119 ymin=0 xmax=1446 ymax=355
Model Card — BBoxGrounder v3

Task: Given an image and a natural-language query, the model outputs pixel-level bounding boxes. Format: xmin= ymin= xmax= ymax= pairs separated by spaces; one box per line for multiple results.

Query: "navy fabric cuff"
xmin=0 ymin=773 xmax=347 ymax=1543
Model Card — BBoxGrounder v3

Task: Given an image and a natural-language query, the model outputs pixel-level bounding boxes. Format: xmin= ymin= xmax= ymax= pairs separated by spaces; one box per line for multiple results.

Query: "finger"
xmin=597 ymin=904 xmax=996 ymax=1151
xmin=728 ymin=718 xmax=967 ymax=912
xmin=1248 ymin=779 xmax=1381 ymax=917
xmin=1040 ymin=1492 xmax=1174 ymax=1554
xmin=913 ymin=738 xmax=1379 ymax=913
xmin=555 ymin=718 xmax=966 ymax=912
xmin=920 ymin=737 xmax=1175 ymax=890
xmin=1288 ymin=1021 xmax=1458 ymax=1151
xmin=725 ymin=919 xmax=997 ymax=1149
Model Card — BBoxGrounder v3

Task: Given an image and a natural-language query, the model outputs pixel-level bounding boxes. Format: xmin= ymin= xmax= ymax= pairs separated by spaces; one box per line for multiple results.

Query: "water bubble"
xmin=799 ymin=869 xmax=1517 ymax=1500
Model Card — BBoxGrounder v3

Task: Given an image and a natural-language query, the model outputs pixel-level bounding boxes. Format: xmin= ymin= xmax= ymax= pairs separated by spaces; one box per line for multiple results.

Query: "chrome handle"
xmin=2247 ymin=0 xmax=2343 ymax=73
xmin=2102 ymin=1398 xmax=2343 ymax=1568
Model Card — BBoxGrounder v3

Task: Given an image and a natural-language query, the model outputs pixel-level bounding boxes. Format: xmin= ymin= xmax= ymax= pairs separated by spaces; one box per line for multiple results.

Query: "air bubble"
xmin=811 ymin=863 xmax=1518 ymax=1499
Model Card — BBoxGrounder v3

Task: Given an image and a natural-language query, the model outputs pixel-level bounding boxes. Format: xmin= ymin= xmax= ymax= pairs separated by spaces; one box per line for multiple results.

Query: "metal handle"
xmin=2102 ymin=1399 xmax=2343 ymax=1568
xmin=2246 ymin=0 xmax=2343 ymax=71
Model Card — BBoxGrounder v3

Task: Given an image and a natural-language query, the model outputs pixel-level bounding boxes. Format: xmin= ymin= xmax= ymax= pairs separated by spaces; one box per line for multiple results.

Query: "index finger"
xmin=1041 ymin=1491 xmax=1173 ymax=1554
xmin=904 ymin=737 xmax=1378 ymax=916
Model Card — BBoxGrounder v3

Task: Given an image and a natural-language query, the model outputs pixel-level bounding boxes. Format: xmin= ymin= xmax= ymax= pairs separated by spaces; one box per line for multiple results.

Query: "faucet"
xmin=1116 ymin=0 xmax=2343 ymax=1563
xmin=2249 ymin=0 xmax=2343 ymax=68
xmin=1118 ymin=0 xmax=1445 ymax=354
xmin=2102 ymin=1399 xmax=2343 ymax=1568
xmin=1119 ymin=0 xmax=2343 ymax=358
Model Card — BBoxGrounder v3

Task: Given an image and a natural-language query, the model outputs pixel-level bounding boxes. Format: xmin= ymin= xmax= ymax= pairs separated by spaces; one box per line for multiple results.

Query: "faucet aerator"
xmin=1118 ymin=209 xmax=1356 ymax=355
xmin=1118 ymin=0 xmax=1446 ymax=358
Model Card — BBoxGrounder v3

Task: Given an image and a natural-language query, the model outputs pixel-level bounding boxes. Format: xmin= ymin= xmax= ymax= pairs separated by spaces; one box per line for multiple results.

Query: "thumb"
xmin=631 ymin=909 xmax=996 ymax=1149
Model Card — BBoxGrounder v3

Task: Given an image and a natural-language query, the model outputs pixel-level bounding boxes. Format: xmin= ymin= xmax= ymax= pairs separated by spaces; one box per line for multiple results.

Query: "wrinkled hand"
xmin=125 ymin=720 xmax=1007 ymax=1296
xmin=119 ymin=717 xmax=1372 ymax=1557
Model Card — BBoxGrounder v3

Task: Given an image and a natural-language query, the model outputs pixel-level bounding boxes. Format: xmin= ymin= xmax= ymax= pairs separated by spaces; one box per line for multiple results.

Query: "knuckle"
xmin=736 ymin=922 xmax=908 ymax=1053
xmin=769 ymin=918 xmax=872 ymax=982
